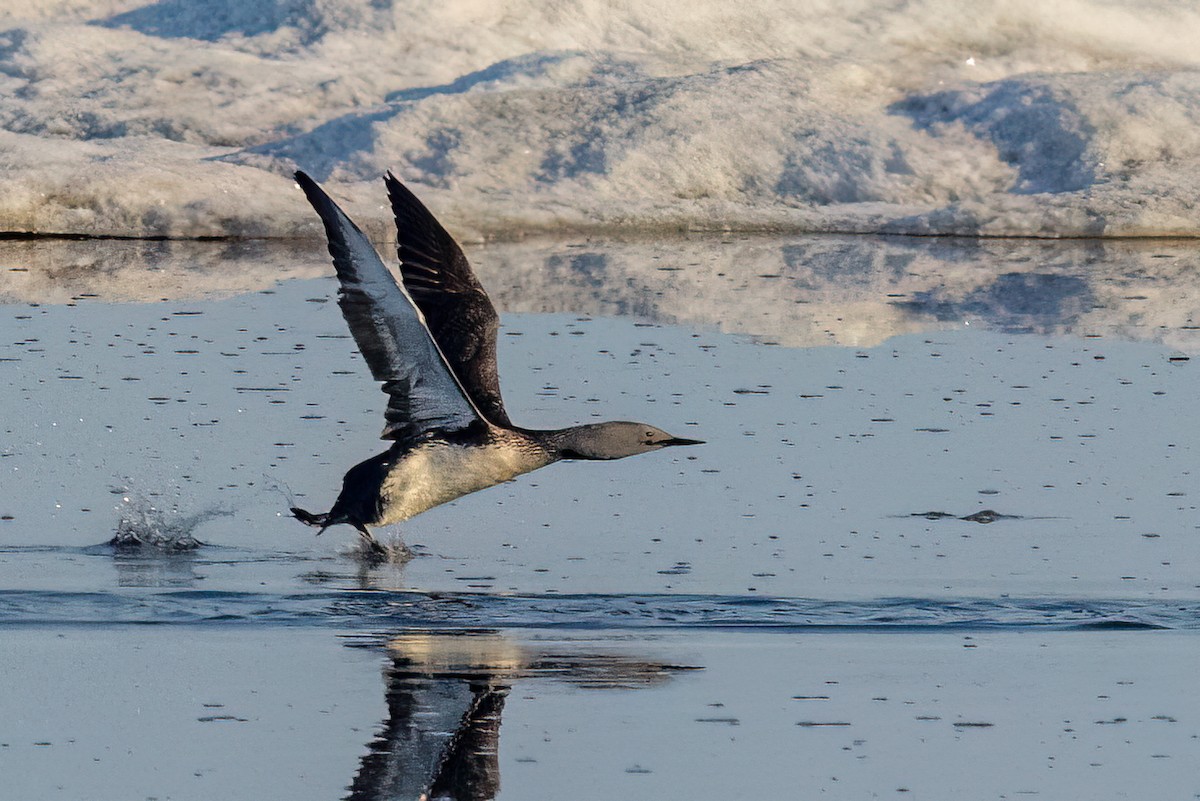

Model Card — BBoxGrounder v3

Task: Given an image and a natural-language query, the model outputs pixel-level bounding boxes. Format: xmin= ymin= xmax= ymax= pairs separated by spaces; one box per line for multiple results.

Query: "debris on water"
xmin=908 ymin=509 xmax=1022 ymax=524
xmin=911 ymin=511 xmax=959 ymax=521
xmin=959 ymin=509 xmax=1010 ymax=524
xmin=197 ymin=714 xmax=248 ymax=723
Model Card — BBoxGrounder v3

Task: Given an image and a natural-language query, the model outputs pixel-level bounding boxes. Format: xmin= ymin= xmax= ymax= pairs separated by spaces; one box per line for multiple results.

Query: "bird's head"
xmin=556 ymin=421 xmax=704 ymax=460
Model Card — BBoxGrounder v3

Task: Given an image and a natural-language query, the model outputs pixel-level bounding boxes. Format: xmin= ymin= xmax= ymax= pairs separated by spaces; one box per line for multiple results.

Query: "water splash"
xmin=108 ymin=493 xmax=230 ymax=552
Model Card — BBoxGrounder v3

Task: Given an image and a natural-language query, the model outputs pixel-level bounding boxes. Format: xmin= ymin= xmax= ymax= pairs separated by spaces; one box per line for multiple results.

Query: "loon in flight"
xmin=290 ymin=171 xmax=703 ymax=557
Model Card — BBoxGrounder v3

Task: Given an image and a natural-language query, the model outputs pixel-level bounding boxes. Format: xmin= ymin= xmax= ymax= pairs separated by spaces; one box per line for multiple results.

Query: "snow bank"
xmin=1 ymin=0 xmax=1199 ymax=238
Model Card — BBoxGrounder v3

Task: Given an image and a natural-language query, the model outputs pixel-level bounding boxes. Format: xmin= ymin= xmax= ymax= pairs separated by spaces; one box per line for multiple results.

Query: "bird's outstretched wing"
xmin=295 ymin=171 xmax=483 ymax=441
xmin=384 ymin=172 xmax=512 ymax=427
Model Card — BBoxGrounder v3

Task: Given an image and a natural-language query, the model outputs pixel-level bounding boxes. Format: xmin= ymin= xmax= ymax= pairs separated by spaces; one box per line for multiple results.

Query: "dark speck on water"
xmin=908 ymin=509 xmax=1021 ymax=524
xmin=198 ymin=715 xmax=248 ymax=723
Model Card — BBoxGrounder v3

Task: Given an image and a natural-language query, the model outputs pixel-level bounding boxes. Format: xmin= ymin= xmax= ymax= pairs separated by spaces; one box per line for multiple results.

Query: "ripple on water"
xmin=0 ymin=587 xmax=1192 ymax=631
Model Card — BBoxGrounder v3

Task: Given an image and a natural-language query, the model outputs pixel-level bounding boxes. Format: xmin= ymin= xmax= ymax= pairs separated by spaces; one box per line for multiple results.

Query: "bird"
xmin=290 ymin=170 xmax=703 ymax=558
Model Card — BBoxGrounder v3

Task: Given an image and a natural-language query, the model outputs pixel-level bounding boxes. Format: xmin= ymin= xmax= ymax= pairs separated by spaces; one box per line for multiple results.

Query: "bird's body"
xmin=370 ymin=427 xmax=553 ymax=527
xmin=290 ymin=171 xmax=701 ymax=556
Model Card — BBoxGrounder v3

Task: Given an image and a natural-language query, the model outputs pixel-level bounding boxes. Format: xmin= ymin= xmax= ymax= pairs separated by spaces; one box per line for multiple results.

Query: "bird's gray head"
xmin=555 ymin=422 xmax=704 ymax=460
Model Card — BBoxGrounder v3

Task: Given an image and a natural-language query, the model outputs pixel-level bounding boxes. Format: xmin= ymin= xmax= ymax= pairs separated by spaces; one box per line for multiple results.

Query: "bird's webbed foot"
xmin=349 ymin=523 xmax=393 ymax=564
xmin=354 ymin=523 xmax=414 ymax=565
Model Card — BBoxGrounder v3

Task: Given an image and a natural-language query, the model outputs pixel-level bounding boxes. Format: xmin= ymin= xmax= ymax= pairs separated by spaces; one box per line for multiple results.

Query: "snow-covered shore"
xmin=2 ymin=1 xmax=1200 ymax=239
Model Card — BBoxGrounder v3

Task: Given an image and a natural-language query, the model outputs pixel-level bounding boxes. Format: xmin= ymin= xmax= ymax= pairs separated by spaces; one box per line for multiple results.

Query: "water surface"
xmin=2 ymin=234 xmax=1199 ymax=798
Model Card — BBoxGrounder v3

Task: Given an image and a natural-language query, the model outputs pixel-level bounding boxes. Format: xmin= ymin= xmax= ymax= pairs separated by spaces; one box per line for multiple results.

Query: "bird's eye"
xmin=645 ymin=431 xmax=654 ymax=438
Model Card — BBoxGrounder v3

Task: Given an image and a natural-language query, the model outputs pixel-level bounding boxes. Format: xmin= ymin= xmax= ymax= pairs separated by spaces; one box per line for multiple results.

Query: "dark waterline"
xmin=1 ymin=588 xmax=1195 ymax=631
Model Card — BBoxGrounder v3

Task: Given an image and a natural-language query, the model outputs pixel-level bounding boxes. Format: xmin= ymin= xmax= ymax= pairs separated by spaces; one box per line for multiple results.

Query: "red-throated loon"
xmin=290 ymin=171 xmax=703 ymax=556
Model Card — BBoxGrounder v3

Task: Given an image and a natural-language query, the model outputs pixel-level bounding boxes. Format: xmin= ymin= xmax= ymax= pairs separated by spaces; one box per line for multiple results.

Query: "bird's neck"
xmin=536 ymin=424 xmax=621 ymax=461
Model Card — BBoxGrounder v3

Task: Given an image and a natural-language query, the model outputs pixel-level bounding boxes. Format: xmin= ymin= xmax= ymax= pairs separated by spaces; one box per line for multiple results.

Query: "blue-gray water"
xmin=4 ymin=235 xmax=1200 ymax=800
xmin=1 ymin=575 xmax=1196 ymax=631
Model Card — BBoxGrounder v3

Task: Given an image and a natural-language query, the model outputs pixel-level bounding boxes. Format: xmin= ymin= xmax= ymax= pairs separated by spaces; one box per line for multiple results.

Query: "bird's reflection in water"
xmin=346 ymin=632 xmax=697 ymax=801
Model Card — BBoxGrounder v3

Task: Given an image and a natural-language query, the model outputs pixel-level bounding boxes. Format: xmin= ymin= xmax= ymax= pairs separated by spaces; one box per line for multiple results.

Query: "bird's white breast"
xmin=376 ymin=440 xmax=550 ymax=525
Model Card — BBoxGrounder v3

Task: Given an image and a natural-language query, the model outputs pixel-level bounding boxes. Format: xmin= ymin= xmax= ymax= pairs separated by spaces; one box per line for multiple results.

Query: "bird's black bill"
xmin=663 ymin=437 xmax=705 ymax=447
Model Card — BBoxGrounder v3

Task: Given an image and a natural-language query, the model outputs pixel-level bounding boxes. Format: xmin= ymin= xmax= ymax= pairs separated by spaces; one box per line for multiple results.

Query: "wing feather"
xmin=384 ymin=172 xmax=512 ymax=427
xmin=295 ymin=171 xmax=483 ymax=441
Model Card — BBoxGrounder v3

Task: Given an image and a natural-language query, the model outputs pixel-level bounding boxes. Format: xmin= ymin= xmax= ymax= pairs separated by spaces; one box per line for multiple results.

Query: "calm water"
xmin=3 ymin=235 xmax=1200 ymax=798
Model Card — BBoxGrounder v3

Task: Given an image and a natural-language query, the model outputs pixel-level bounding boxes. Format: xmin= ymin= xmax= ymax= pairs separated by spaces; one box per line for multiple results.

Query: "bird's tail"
xmin=291 ymin=507 xmax=335 ymax=535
